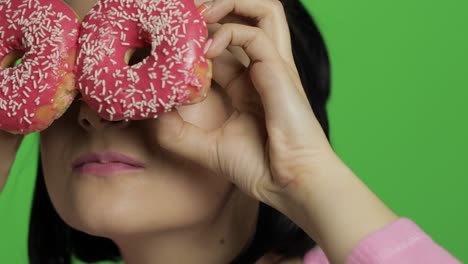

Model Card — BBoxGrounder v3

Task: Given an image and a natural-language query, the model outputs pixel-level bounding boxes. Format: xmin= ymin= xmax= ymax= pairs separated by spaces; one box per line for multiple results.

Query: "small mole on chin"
xmin=219 ymin=239 xmax=225 ymax=245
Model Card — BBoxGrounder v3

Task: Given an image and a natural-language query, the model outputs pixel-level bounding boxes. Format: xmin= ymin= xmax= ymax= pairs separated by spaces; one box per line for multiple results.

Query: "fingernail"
xmin=203 ymin=38 xmax=213 ymax=55
xmin=198 ymin=1 xmax=213 ymax=15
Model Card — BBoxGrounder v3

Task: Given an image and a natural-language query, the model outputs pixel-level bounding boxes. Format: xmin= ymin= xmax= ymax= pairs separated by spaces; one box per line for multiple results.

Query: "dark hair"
xmin=28 ymin=0 xmax=331 ymax=263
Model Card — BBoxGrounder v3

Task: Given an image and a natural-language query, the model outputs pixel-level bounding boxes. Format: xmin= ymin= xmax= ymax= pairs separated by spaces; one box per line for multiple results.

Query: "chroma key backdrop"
xmin=1 ymin=0 xmax=467 ymax=263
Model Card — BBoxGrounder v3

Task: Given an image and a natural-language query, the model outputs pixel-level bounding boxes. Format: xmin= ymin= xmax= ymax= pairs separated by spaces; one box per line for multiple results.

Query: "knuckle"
xmin=224 ymin=22 xmax=237 ymax=30
xmin=246 ymin=26 xmax=264 ymax=40
xmin=219 ymin=22 xmax=237 ymax=33
xmin=271 ymin=0 xmax=285 ymax=11
xmin=254 ymin=28 xmax=269 ymax=42
xmin=267 ymin=0 xmax=285 ymax=16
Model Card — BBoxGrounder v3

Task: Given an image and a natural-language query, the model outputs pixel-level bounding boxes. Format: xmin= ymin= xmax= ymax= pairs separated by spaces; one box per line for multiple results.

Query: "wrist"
xmin=269 ymin=153 xmax=398 ymax=263
xmin=267 ymin=151 xmax=347 ymax=213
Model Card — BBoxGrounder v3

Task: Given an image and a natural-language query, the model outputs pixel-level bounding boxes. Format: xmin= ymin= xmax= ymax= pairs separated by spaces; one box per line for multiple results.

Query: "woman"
xmin=0 ymin=0 xmax=460 ymax=263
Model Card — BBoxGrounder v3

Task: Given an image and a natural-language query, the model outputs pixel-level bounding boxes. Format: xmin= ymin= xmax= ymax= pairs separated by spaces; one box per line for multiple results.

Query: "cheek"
xmin=39 ymin=104 xmax=83 ymax=229
xmin=40 ymin=140 xmax=75 ymax=230
xmin=40 ymin=130 xmax=73 ymax=217
xmin=145 ymin=87 xmax=234 ymax=213
xmin=177 ymin=86 xmax=232 ymax=129
xmin=93 ymin=88 xmax=235 ymax=234
xmin=140 ymin=164 xmax=235 ymax=231
xmin=40 ymin=103 xmax=81 ymax=188
xmin=39 ymin=87 xmax=236 ymax=237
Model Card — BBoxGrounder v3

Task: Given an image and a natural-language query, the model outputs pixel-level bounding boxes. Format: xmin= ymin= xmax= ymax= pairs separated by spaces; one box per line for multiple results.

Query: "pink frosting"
xmin=76 ymin=0 xmax=211 ymax=121
xmin=0 ymin=0 xmax=79 ymax=134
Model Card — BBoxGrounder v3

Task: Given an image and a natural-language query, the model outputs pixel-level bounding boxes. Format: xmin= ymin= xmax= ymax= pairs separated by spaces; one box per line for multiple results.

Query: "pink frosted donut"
xmin=0 ymin=0 xmax=80 ymax=134
xmin=76 ymin=0 xmax=212 ymax=121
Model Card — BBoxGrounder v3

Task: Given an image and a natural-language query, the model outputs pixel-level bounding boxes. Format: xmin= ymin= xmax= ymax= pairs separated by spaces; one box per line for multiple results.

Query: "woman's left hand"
xmin=156 ymin=0 xmax=335 ymax=207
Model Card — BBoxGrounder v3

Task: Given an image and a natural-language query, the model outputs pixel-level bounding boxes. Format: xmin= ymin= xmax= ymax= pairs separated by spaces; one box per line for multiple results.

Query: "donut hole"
xmin=125 ymin=45 xmax=152 ymax=66
xmin=1 ymin=50 xmax=25 ymax=68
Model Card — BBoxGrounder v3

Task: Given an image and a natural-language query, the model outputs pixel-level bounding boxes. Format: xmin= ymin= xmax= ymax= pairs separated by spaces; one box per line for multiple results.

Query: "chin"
xmin=55 ymin=192 xmax=216 ymax=239
xmin=45 ymin=169 xmax=235 ymax=238
xmin=57 ymin=201 xmax=129 ymax=237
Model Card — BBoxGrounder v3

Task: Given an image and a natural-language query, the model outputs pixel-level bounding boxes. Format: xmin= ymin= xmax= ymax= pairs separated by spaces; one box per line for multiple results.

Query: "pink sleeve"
xmin=303 ymin=218 xmax=461 ymax=264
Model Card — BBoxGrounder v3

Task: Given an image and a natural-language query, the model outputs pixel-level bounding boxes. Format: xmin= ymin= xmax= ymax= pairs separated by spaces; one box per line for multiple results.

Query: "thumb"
xmin=156 ymin=109 xmax=219 ymax=171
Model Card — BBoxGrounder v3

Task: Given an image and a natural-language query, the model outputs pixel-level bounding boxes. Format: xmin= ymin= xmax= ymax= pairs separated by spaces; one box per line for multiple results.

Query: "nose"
xmin=78 ymin=102 xmax=129 ymax=131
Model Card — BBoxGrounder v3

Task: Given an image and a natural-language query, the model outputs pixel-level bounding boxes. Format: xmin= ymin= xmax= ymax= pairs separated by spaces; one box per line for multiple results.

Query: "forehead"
xmin=66 ymin=0 xmax=205 ymax=18
xmin=67 ymin=0 xmax=97 ymax=18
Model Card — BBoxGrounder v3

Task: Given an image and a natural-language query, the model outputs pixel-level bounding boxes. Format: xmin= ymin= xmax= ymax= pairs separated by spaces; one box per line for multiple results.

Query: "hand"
xmin=156 ymin=0 xmax=334 ymax=206
xmin=156 ymin=2 xmax=399 ymax=262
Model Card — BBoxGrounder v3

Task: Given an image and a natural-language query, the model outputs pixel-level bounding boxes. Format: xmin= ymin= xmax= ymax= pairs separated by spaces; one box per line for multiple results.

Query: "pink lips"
xmin=71 ymin=152 xmax=145 ymax=175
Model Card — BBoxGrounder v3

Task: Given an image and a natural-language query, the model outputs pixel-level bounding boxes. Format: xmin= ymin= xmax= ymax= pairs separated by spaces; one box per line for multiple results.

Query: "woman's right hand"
xmin=0 ymin=131 xmax=22 ymax=191
xmin=155 ymin=2 xmax=398 ymax=262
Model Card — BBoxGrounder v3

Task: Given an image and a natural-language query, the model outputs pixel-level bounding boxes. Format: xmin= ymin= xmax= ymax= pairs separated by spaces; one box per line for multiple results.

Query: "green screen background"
xmin=1 ymin=0 xmax=467 ymax=262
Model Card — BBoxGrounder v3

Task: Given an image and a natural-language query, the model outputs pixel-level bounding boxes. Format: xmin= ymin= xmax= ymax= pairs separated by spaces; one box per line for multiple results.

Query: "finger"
xmin=211 ymin=50 xmax=256 ymax=111
xmin=207 ymin=22 xmax=253 ymax=101
xmin=156 ymin=109 xmax=219 ymax=172
xmin=207 ymin=23 xmax=281 ymax=64
xmin=206 ymin=23 xmax=306 ymax=123
xmin=209 ymin=23 xmax=251 ymax=67
xmin=200 ymin=0 xmax=294 ymax=64
xmin=209 ymin=24 xmax=272 ymax=113
xmin=207 ymin=23 xmax=254 ymax=104
xmin=208 ymin=20 xmax=305 ymax=104
xmin=212 ymin=50 xmax=245 ymax=88
xmin=201 ymin=0 xmax=306 ymax=100
xmin=218 ymin=14 xmax=256 ymax=27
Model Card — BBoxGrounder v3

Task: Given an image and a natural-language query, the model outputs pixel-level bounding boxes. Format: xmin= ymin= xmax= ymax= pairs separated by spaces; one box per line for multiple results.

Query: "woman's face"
xmin=41 ymin=0 xmax=248 ymax=238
